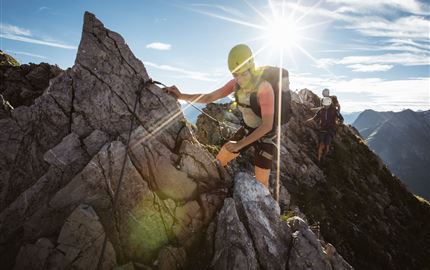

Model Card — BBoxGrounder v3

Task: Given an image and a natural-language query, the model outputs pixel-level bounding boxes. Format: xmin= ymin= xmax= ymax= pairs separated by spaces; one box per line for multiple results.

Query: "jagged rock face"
xmin=297 ymin=88 xmax=320 ymax=107
xmin=0 ymin=56 xmax=62 ymax=108
xmin=14 ymin=204 xmax=117 ymax=270
xmin=287 ymin=217 xmax=352 ymax=270
xmin=212 ymin=197 xmax=259 ymax=270
xmin=211 ymin=173 xmax=352 ymax=270
xmin=195 ymin=102 xmax=241 ymax=145
xmin=232 ymin=173 xmax=291 ymax=269
xmin=0 ymin=12 xmax=229 ymax=269
xmin=196 ymin=91 xmax=430 ymax=269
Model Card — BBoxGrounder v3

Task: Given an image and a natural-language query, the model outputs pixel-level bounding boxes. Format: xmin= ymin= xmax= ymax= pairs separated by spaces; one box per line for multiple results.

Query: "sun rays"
xmin=132 ymin=0 xmax=330 ymax=152
xmin=112 ymin=0 xmax=332 ymax=174
xmin=184 ymin=0 xmax=331 ymax=201
xmin=187 ymin=0 xmax=327 ymax=71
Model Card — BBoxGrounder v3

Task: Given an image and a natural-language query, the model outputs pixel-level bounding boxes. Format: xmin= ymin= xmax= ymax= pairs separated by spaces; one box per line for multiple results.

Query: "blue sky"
xmin=1 ymin=0 xmax=429 ymax=112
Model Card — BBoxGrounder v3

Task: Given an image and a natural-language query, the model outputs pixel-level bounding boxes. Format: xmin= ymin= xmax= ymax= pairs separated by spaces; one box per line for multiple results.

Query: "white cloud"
xmin=189 ymin=3 xmax=246 ymax=18
xmin=143 ymin=61 xmax=217 ymax=82
xmin=389 ymin=39 xmax=430 ymax=50
xmin=280 ymin=2 xmax=351 ymax=21
xmin=338 ymin=53 xmax=429 ymax=66
xmin=146 ymin=42 xmax=171 ymax=50
xmin=346 ymin=16 xmax=429 ymax=41
xmin=290 ymin=72 xmax=430 ymax=112
xmin=278 ymin=1 xmax=430 ymax=59
xmin=347 ymin=64 xmax=393 ymax=72
xmin=313 ymin=58 xmax=338 ymax=69
xmin=6 ymin=50 xmax=47 ymax=59
xmin=38 ymin=7 xmax=50 ymax=12
xmin=0 ymin=23 xmax=32 ymax=36
xmin=314 ymin=52 xmax=429 ymax=72
xmin=0 ymin=33 xmax=76 ymax=49
xmin=0 ymin=23 xmax=76 ymax=49
xmin=327 ymin=0 xmax=429 ymax=15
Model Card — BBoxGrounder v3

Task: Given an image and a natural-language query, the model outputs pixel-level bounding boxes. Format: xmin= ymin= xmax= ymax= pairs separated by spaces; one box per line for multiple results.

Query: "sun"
xmin=187 ymin=0 xmax=327 ymax=70
xmin=265 ymin=17 xmax=301 ymax=51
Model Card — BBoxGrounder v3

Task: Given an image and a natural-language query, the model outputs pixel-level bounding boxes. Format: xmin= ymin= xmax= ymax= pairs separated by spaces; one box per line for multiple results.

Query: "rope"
xmin=95 ymin=78 xmax=237 ymax=268
xmin=159 ymin=81 xmax=239 ymax=141
xmin=96 ymin=78 xmax=153 ymax=270
xmin=153 ymin=80 xmax=223 ymax=125
xmin=275 ymin=69 xmax=282 ymax=203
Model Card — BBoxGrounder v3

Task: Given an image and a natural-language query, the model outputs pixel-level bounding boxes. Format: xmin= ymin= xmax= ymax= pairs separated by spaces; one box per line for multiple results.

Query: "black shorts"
xmin=319 ymin=130 xmax=335 ymax=145
xmin=230 ymin=127 xmax=275 ymax=170
xmin=251 ymin=141 xmax=275 ymax=169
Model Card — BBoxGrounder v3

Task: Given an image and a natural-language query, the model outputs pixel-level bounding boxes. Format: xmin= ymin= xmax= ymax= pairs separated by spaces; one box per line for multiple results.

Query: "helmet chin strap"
xmin=241 ymin=69 xmax=259 ymax=90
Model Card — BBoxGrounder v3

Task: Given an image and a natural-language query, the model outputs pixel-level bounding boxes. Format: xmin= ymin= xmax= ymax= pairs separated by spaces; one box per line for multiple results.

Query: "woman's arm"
xmin=165 ymin=79 xmax=236 ymax=104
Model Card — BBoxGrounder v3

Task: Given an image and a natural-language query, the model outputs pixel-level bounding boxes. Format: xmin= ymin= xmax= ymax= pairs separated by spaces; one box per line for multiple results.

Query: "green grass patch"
xmin=280 ymin=210 xmax=296 ymax=221
xmin=203 ymin=144 xmax=220 ymax=156
xmin=0 ymin=51 xmax=20 ymax=66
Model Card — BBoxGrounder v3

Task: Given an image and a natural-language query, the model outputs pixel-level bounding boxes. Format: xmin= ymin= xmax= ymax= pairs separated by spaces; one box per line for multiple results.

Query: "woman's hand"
xmin=164 ymin=85 xmax=182 ymax=99
xmin=225 ymin=141 xmax=244 ymax=153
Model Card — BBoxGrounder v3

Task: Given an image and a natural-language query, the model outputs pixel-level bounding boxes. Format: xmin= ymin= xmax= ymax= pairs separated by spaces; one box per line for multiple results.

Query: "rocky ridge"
xmin=0 ymin=12 xmax=353 ymax=270
xmin=1 ymin=11 xmax=428 ymax=270
xmin=0 ymin=51 xmax=62 ymax=108
xmin=197 ymin=89 xmax=430 ymax=270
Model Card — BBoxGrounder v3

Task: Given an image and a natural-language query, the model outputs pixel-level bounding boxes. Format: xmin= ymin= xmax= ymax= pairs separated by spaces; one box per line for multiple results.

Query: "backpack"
xmin=234 ymin=66 xmax=292 ymax=133
xmin=319 ymin=95 xmax=344 ymax=123
xmin=319 ymin=106 xmax=337 ymax=130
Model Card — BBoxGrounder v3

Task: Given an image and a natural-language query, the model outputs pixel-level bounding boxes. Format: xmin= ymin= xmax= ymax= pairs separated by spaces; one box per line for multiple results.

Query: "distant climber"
xmin=321 ymin=88 xmax=344 ymax=124
xmin=164 ymin=44 xmax=291 ymax=189
xmin=306 ymin=97 xmax=339 ymax=163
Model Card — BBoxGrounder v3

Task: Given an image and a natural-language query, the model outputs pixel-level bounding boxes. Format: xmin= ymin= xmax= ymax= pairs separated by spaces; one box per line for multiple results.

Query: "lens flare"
xmin=266 ymin=18 xmax=301 ymax=50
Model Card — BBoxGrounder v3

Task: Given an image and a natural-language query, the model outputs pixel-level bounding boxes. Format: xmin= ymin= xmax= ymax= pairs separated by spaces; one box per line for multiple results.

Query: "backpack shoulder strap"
xmin=234 ymin=83 xmax=252 ymax=108
xmin=249 ymin=91 xmax=261 ymax=116
xmin=249 ymin=77 xmax=271 ymax=118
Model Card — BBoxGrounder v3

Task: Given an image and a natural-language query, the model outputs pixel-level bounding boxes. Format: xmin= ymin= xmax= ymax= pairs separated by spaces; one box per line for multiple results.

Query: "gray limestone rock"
xmin=233 ymin=172 xmax=291 ymax=270
xmin=211 ymin=198 xmax=259 ymax=270
xmin=156 ymin=246 xmax=187 ymax=270
xmin=43 ymin=132 xmax=89 ymax=170
xmin=0 ymin=11 xmax=227 ymax=269
xmin=56 ymin=204 xmax=117 ymax=270
xmin=14 ymin=205 xmax=116 ymax=270
xmin=288 ymin=216 xmax=331 ymax=270
xmin=83 ymin=129 xmax=110 ymax=156
xmin=287 ymin=217 xmax=353 ymax=270
xmin=179 ymin=140 xmax=221 ymax=190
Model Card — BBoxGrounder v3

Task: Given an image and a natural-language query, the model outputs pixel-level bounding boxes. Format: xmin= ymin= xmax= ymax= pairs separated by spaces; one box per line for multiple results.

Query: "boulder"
xmin=211 ymin=198 xmax=258 ymax=270
xmin=0 ymin=11 xmax=228 ymax=269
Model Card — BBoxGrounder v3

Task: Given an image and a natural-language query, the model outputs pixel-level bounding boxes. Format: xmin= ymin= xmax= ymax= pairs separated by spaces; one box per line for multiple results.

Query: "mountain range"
xmin=353 ymin=109 xmax=430 ymax=200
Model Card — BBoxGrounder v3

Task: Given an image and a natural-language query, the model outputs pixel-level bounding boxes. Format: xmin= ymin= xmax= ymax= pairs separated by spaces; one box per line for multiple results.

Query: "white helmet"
xmin=322 ymin=97 xmax=332 ymax=106
xmin=322 ymin=88 xmax=330 ymax=97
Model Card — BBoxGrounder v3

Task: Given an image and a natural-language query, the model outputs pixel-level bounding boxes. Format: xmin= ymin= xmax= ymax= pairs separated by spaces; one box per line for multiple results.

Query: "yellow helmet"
xmin=228 ymin=44 xmax=255 ymax=74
